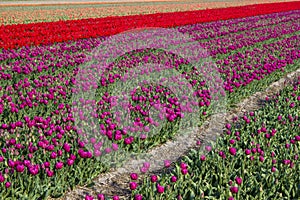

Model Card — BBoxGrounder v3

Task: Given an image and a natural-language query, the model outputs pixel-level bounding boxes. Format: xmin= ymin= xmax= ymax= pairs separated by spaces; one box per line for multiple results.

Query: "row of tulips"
xmin=1 ymin=1 xmax=300 ymax=49
xmin=1 ymin=9 xmax=299 ymax=63
xmin=1 ymin=10 xmax=299 ymax=76
xmin=1 ymin=15 xmax=299 ymax=108
xmin=178 ymin=9 xmax=300 ymax=41
xmin=196 ymin=15 xmax=300 ymax=58
xmin=119 ymin=76 xmax=300 ymax=200
xmin=0 ymin=11 xmax=297 ymax=142
xmin=0 ymin=10 xmax=297 ymax=152
xmin=0 ymin=11 xmax=300 ymax=200
xmin=0 ymin=31 xmax=299 ymax=132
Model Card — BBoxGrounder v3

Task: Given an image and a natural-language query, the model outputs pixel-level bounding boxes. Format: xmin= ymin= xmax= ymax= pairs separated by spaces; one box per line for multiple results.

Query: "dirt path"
xmin=0 ymin=0 xmax=297 ymax=7
xmin=1 ymin=0 xmax=197 ymax=6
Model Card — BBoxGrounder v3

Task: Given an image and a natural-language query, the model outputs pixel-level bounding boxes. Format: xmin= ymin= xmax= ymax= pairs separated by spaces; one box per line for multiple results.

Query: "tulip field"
xmin=0 ymin=1 xmax=300 ymax=200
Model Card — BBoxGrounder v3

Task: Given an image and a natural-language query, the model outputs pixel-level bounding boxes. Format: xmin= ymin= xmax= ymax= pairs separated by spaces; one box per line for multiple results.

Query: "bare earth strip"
xmin=0 ymin=0 xmax=297 ymax=6
xmin=0 ymin=0 xmax=197 ymax=6
xmin=0 ymin=0 xmax=298 ymax=25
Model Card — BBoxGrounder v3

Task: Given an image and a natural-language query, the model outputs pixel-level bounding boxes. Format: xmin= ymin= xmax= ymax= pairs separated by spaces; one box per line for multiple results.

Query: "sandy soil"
xmin=0 ymin=0 xmax=297 ymax=6
xmin=1 ymin=0 xmax=196 ymax=6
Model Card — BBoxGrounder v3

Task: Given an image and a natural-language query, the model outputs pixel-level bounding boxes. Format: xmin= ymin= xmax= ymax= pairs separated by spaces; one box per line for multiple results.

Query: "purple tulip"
xmin=134 ymin=194 xmax=143 ymax=200
xmin=245 ymin=149 xmax=251 ymax=155
xmin=55 ymin=162 xmax=64 ymax=170
xmin=129 ymin=182 xmax=138 ymax=190
xmin=57 ymin=150 xmax=63 ymax=156
xmin=143 ymin=162 xmax=150 ymax=169
xmin=181 ymin=168 xmax=188 ymax=175
xmin=70 ymin=154 xmax=76 ymax=160
xmin=112 ymin=143 xmax=118 ymax=151
xmin=229 ymin=147 xmax=236 ymax=156
xmin=24 ymin=160 xmax=31 ymax=167
xmin=1 ymin=148 xmax=6 ymax=154
xmin=67 ymin=159 xmax=74 ymax=166
xmin=259 ymin=156 xmax=265 ymax=162
xmin=156 ymin=184 xmax=165 ymax=193
xmin=50 ymin=152 xmax=57 ymax=159
xmin=271 ymin=151 xmax=275 ymax=157
xmin=217 ymin=150 xmax=226 ymax=158
xmin=235 ymin=177 xmax=242 ymax=185
xmin=140 ymin=167 xmax=148 ymax=173
xmin=130 ymin=173 xmax=138 ymax=180
xmin=97 ymin=194 xmax=105 ymax=200
xmin=205 ymin=145 xmax=212 ymax=152
xmin=124 ymin=137 xmax=132 ymax=145
xmin=0 ymin=175 xmax=5 ymax=183
xmin=114 ymin=133 xmax=122 ymax=140
xmin=171 ymin=176 xmax=177 ymax=182
xmin=225 ymin=123 xmax=231 ymax=129
xmin=164 ymin=160 xmax=171 ymax=168
xmin=43 ymin=162 xmax=50 ymax=168
xmin=85 ymin=195 xmax=94 ymax=200
xmin=8 ymin=160 xmax=14 ymax=168
xmin=5 ymin=182 xmax=11 ymax=188
xmin=151 ymin=175 xmax=158 ymax=183
xmin=16 ymin=164 xmax=25 ymax=173
xmin=230 ymin=186 xmax=238 ymax=194
xmin=63 ymin=143 xmax=71 ymax=152
xmin=180 ymin=162 xmax=188 ymax=169
xmin=283 ymin=160 xmax=291 ymax=165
